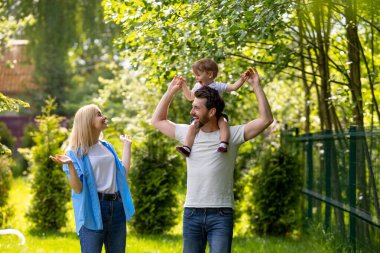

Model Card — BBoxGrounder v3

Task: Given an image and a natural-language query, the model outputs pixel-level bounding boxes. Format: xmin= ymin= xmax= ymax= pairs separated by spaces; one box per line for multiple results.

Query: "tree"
xmin=19 ymin=98 xmax=70 ymax=230
xmin=12 ymin=0 xmax=122 ymax=115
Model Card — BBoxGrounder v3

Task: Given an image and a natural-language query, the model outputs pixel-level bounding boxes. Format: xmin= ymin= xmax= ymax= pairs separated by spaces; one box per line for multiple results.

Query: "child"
xmin=176 ymin=58 xmax=253 ymax=157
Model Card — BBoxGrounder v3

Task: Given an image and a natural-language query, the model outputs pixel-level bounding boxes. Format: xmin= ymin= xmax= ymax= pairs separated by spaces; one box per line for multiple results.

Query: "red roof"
xmin=0 ymin=40 xmax=38 ymax=95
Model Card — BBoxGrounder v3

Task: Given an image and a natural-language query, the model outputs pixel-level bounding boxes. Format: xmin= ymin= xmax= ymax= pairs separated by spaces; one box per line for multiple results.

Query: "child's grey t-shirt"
xmin=191 ymin=82 xmax=228 ymax=96
xmin=175 ymin=124 xmax=246 ymax=208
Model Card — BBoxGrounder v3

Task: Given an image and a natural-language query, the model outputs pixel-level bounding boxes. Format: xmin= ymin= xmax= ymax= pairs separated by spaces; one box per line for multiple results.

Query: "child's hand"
xmin=178 ymin=76 xmax=188 ymax=88
xmin=244 ymin=67 xmax=255 ymax=78
xmin=240 ymin=73 xmax=249 ymax=82
xmin=120 ymin=134 xmax=132 ymax=146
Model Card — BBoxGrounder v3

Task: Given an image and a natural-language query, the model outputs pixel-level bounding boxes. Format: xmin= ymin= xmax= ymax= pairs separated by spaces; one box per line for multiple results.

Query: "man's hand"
xmin=245 ymin=67 xmax=260 ymax=87
xmin=168 ymin=75 xmax=185 ymax=95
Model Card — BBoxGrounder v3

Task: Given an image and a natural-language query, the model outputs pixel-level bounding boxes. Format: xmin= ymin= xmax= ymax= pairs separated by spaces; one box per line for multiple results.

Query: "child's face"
xmin=193 ymin=70 xmax=214 ymax=86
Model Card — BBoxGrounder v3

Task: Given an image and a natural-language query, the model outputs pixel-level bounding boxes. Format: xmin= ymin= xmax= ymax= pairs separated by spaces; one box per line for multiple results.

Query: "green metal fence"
xmin=283 ymin=126 xmax=380 ymax=252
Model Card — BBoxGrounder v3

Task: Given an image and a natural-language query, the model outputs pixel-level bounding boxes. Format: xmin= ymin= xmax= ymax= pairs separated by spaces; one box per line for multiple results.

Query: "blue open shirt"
xmin=63 ymin=140 xmax=135 ymax=235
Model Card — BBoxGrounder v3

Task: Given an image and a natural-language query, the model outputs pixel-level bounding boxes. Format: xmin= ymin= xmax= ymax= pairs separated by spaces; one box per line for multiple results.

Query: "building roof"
xmin=0 ymin=40 xmax=38 ymax=95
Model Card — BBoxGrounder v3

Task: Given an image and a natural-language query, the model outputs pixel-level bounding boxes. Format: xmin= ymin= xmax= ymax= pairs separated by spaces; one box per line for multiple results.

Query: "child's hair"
xmin=194 ymin=86 xmax=225 ymax=118
xmin=68 ymin=104 xmax=102 ymax=156
xmin=192 ymin=58 xmax=218 ymax=78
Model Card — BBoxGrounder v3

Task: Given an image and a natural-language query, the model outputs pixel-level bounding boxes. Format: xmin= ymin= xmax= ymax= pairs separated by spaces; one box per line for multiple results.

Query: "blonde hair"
xmin=68 ymin=104 xmax=102 ymax=156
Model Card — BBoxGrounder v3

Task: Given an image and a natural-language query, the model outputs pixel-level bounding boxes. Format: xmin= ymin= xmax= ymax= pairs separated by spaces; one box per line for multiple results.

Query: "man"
xmin=151 ymin=68 xmax=273 ymax=253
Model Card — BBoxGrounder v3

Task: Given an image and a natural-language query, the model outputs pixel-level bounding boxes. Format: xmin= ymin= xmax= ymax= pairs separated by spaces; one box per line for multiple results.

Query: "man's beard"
xmin=193 ymin=118 xmax=205 ymax=129
xmin=195 ymin=121 xmax=204 ymax=129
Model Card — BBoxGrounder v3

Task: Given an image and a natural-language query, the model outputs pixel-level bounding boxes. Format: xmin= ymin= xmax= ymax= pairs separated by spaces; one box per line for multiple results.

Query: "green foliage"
xmin=0 ymin=93 xmax=29 ymax=155
xmin=104 ymin=0 xmax=380 ymax=131
xmin=0 ymin=154 xmax=14 ymax=226
xmin=13 ymin=124 xmax=37 ymax=177
xmin=0 ymin=93 xmax=30 ymax=113
xmin=21 ymin=123 xmax=37 ymax=148
xmin=250 ymin=147 xmax=302 ymax=236
xmin=0 ymin=121 xmax=15 ymax=151
xmin=103 ymin=0 xmax=291 ymax=81
xmin=14 ymin=0 xmax=122 ymax=115
xmin=19 ymin=98 xmax=70 ymax=230
xmin=130 ymin=130 xmax=182 ymax=234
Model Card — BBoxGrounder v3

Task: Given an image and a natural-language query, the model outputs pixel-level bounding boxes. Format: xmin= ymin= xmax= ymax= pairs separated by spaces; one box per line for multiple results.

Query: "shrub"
xmin=13 ymin=124 xmax=37 ymax=177
xmin=0 ymin=122 xmax=15 ymax=152
xmin=130 ymin=130 xmax=182 ymax=234
xmin=0 ymin=154 xmax=14 ymax=226
xmin=250 ymin=147 xmax=302 ymax=236
xmin=19 ymin=99 xmax=70 ymax=230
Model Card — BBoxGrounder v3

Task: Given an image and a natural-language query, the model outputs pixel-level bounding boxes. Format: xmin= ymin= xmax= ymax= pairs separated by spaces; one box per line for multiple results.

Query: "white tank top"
xmin=88 ymin=142 xmax=117 ymax=193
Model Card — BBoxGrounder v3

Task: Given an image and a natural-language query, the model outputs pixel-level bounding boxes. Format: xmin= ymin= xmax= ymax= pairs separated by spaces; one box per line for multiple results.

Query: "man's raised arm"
xmin=244 ymin=69 xmax=274 ymax=141
xmin=151 ymin=76 xmax=183 ymax=139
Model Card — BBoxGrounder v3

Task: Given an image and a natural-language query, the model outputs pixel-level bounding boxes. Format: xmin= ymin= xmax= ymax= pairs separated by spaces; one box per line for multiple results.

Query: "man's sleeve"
xmin=229 ymin=125 xmax=247 ymax=145
xmin=175 ymin=124 xmax=189 ymax=144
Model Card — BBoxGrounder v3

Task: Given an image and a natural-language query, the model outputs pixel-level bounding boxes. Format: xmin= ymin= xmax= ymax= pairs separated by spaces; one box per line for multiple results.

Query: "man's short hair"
xmin=192 ymin=58 xmax=218 ymax=78
xmin=194 ymin=86 xmax=225 ymax=118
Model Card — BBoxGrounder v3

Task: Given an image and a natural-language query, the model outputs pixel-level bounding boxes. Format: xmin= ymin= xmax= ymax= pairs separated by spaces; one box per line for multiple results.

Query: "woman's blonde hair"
xmin=68 ymin=104 xmax=102 ymax=156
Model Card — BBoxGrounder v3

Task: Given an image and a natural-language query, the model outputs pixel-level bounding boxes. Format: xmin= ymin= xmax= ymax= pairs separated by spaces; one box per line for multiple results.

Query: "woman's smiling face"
xmin=93 ymin=109 xmax=107 ymax=131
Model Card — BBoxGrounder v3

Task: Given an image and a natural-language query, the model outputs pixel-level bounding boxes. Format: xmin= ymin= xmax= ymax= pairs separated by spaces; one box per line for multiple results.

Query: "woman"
xmin=50 ymin=104 xmax=134 ymax=253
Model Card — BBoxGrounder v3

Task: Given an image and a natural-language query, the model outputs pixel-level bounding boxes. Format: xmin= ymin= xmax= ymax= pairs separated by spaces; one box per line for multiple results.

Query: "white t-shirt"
xmin=191 ymin=82 xmax=228 ymax=96
xmin=88 ymin=142 xmax=117 ymax=193
xmin=175 ymin=124 xmax=246 ymax=208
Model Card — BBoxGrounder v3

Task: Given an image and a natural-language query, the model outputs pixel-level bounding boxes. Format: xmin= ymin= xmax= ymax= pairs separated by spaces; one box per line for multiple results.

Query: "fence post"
xmin=306 ymin=133 xmax=313 ymax=225
xmin=348 ymin=126 xmax=357 ymax=251
xmin=324 ymin=129 xmax=332 ymax=230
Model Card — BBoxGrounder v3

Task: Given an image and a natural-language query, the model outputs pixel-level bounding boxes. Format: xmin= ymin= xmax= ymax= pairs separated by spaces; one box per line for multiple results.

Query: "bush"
xmin=250 ymin=147 xmax=302 ymax=236
xmin=0 ymin=154 xmax=14 ymax=226
xmin=130 ymin=130 xmax=182 ymax=234
xmin=0 ymin=122 xmax=16 ymax=153
xmin=19 ymin=99 xmax=70 ymax=230
xmin=13 ymin=124 xmax=37 ymax=177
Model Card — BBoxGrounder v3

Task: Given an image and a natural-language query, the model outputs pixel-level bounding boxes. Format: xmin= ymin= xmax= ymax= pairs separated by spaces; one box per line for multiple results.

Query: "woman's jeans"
xmin=183 ymin=207 xmax=234 ymax=253
xmin=79 ymin=197 xmax=126 ymax=253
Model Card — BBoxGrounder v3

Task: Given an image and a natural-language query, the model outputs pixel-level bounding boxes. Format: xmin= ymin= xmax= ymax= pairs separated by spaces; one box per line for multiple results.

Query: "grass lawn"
xmin=0 ymin=177 xmax=335 ymax=252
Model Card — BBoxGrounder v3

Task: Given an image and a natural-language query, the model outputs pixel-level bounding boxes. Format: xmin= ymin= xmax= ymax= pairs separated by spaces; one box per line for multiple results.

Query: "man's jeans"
xmin=183 ymin=207 xmax=234 ymax=253
xmin=79 ymin=198 xmax=126 ymax=253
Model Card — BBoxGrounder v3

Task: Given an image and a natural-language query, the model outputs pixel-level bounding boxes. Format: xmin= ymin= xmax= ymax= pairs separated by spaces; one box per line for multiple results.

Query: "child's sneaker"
xmin=176 ymin=146 xmax=191 ymax=157
xmin=217 ymin=142 xmax=229 ymax=153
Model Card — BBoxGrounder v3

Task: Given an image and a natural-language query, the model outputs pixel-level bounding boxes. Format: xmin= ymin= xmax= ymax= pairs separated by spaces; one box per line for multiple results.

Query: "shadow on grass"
xmin=129 ymin=232 xmax=182 ymax=241
xmin=28 ymin=228 xmax=78 ymax=239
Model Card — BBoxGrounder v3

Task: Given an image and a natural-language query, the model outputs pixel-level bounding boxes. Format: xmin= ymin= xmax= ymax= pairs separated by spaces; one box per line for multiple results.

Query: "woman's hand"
xmin=49 ymin=154 xmax=73 ymax=165
xmin=120 ymin=134 xmax=132 ymax=146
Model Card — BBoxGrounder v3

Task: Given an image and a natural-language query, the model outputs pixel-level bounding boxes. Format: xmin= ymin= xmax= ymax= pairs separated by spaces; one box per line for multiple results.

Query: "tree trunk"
xmin=296 ymin=0 xmax=311 ymax=133
xmin=344 ymin=0 xmax=370 ymax=247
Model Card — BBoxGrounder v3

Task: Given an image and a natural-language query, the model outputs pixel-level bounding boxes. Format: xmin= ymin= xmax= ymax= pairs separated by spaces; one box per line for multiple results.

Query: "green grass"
xmin=0 ymin=178 xmax=336 ymax=252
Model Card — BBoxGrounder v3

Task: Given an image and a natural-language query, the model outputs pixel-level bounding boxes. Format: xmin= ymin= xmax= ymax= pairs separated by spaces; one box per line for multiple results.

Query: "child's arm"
xmin=225 ymin=73 xmax=249 ymax=92
xmin=181 ymin=78 xmax=195 ymax=101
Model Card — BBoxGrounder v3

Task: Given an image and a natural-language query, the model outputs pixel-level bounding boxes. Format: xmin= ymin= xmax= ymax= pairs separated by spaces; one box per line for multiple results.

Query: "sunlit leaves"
xmin=102 ymin=0 xmax=380 ymax=132
xmin=0 ymin=93 xmax=29 ymax=113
